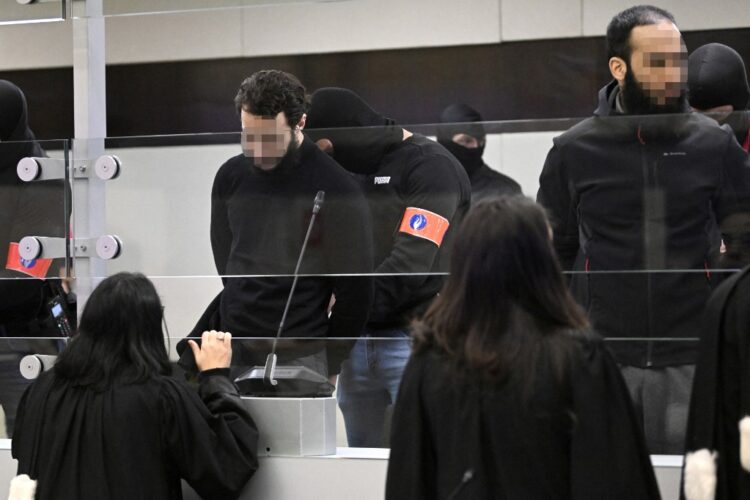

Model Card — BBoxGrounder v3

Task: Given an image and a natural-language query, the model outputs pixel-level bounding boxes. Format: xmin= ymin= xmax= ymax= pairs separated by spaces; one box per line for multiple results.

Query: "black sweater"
xmin=358 ymin=134 xmax=471 ymax=327
xmin=209 ymin=137 xmax=373 ymax=359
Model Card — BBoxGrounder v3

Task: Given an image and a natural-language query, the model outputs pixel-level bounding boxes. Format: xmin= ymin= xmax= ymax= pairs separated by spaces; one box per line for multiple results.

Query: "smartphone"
xmin=48 ymin=294 xmax=73 ymax=337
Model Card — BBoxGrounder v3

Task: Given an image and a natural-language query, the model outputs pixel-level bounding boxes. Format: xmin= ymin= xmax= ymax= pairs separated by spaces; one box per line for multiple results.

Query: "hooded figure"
xmin=307 ymin=87 xmax=471 ymax=448
xmin=0 ymin=80 xmax=61 ymax=320
xmin=0 ymin=80 xmax=45 ymax=277
xmin=305 ymin=87 xmax=403 ymax=174
xmin=0 ymin=80 xmax=67 ymax=436
xmin=436 ymin=103 xmax=521 ymax=203
xmin=688 ymin=43 xmax=750 ymax=151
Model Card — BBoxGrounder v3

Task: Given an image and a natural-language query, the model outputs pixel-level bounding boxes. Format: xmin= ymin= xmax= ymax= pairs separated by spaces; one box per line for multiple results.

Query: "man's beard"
xmin=251 ymin=134 xmax=301 ymax=170
xmin=622 ymin=70 xmax=688 ymax=115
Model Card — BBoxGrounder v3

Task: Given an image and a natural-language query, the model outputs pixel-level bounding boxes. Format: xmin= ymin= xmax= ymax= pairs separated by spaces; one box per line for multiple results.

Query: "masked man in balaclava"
xmin=307 ymin=88 xmax=471 ymax=447
xmin=688 ymin=42 xmax=750 ymax=152
xmin=437 ymin=103 xmax=521 ymax=203
xmin=688 ymin=43 xmax=750 ymax=273
xmin=0 ymin=80 xmax=68 ymax=436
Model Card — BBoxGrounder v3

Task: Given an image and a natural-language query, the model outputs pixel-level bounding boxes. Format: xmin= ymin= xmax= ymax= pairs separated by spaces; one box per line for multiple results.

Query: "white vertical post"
xmin=72 ymin=0 xmax=106 ymax=309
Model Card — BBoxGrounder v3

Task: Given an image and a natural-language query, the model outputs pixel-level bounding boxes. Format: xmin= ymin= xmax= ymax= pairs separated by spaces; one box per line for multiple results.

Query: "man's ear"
xmin=609 ymin=57 xmax=627 ymax=85
xmin=296 ymin=113 xmax=307 ymax=131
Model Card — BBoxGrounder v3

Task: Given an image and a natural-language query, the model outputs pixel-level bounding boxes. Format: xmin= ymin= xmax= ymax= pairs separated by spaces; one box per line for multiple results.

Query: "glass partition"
xmin=0 ymin=0 xmax=66 ymax=25
xmin=6 ymin=113 xmax=750 ymax=456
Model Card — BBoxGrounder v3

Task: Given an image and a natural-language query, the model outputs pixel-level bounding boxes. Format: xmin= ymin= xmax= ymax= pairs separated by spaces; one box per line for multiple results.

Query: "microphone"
xmin=446 ymin=469 xmax=474 ymax=500
xmin=234 ymin=191 xmax=335 ymax=397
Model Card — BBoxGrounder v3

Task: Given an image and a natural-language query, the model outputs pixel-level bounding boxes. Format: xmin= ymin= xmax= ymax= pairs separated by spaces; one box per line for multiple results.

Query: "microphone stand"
xmin=234 ymin=191 xmax=335 ymax=397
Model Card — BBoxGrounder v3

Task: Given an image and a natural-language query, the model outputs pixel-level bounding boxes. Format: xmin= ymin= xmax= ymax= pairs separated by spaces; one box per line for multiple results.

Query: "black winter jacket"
xmin=538 ymin=81 xmax=750 ymax=367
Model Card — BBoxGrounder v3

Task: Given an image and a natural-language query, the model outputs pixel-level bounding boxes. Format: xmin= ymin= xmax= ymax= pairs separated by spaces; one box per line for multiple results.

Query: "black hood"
xmin=436 ymin=103 xmax=486 ymax=177
xmin=688 ymin=43 xmax=750 ymax=112
xmin=436 ymin=103 xmax=486 ymax=143
xmin=594 ymin=80 xmax=622 ymax=117
xmin=305 ymin=87 xmax=403 ymax=175
xmin=594 ymin=80 xmax=692 ymax=142
xmin=0 ymin=80 xmax=43 ymax=176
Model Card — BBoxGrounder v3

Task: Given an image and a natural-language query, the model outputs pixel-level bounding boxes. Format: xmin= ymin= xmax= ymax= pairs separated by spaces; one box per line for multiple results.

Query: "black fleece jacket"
xmin=538 ymin=80 xmax=750 ymax=367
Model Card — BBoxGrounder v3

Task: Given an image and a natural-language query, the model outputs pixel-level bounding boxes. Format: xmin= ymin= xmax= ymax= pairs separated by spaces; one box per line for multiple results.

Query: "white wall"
xmin=101 ymin=143 xmax=235 ymax=341
xmin=1 ymin=0 xmax=748 ymax=70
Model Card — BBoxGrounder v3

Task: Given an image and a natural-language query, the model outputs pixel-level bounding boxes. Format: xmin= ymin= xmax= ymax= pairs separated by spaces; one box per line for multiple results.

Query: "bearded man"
xmin=537 ymin=5 xmax=750 ymax=454
xmin=179 ymin=70 xmax=374 ymax=382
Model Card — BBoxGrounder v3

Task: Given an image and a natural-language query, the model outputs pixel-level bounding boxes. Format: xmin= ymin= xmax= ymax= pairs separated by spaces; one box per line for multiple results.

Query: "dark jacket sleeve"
xmin=162 ymin=369 xmax=259 ymax=500
xmin=210 ymin=165 xmax=232 ymax=279
xmin=716 ymin=131 xmax=750 ymax=260
xmin=324 ymin=187 xmax=375 ymax=373
xmin=537 ymin=141 xmax=580 ymax=270
xmin=385 ymin=354 xmax=436 ymax=500
xmin=370 ymin=155 xmax=464 ymax=323
xmin=1 ymin=178 xmax=68 ymax=316
xmin=569 ymin=337 xmax=660 ymax=500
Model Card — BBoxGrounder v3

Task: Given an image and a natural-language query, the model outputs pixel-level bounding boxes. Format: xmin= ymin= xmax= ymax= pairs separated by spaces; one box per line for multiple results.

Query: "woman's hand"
xmin=188 ymin=330 xmax=232 ymax=372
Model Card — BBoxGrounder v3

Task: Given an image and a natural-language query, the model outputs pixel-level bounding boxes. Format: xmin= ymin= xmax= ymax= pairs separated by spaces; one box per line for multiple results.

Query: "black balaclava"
xmin=0 ymin=80 xmax=42 ymax=177
xmin=688 ymin=43 xmax=750 ymax=144
xmin=437 ymin=103 xmax=486 ymax=177
xmin=305 ymin=87 xmax=403 ymax=175
xmin=689 ymin=43 xmax=750 ymax=112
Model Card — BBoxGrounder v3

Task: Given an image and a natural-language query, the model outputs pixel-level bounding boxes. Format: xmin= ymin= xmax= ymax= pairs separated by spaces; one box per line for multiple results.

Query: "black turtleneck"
xmin=207 ymin=136 xmax=374 ymax=367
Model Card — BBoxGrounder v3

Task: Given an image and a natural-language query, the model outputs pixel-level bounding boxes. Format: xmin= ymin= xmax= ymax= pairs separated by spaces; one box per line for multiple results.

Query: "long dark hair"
xmin=413 ymin=196 xmax=588 ymax=387
xmin=54 ymin=272 xmax=171 ymax=390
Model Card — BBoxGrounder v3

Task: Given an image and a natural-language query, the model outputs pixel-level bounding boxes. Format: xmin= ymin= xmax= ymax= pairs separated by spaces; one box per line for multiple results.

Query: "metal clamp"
xmin=19 ymin=235 xmax=123 ymax=260
xmin=17 ymin=157 xmax=65 ymax=182
xmin=17 ymin=155 xmax=121 ymax=182
xmin=20 ymin=355 xmax=57 ymax=380
xmin=92 ymin=155 xmax=121 ymax=180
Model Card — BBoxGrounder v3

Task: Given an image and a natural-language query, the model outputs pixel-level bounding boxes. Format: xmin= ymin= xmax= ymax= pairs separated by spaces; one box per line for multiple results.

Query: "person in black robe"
xmin=0 ymin=80 xmax=69 ymax=436
xmin=683 ymin=266 xmax=750 ymax=500
xmin=12 ymin=273 xmax=258 ymax=500
xmin=386 ymin=197 xmax=659 ymax=500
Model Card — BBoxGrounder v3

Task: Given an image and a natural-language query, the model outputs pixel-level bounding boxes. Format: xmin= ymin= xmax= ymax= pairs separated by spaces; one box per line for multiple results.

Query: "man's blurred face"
xmin=241 ymin=110 xmax=295 ymax=170
xmin=626 ymin=21 xmax=687 ymax=111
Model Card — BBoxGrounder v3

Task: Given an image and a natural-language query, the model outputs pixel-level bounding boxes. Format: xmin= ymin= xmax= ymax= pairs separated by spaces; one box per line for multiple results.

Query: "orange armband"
xmin=398 ymin=207 xmax=450 ymax=247
xmin=5 ymin=242 xmax=53 ymax=279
